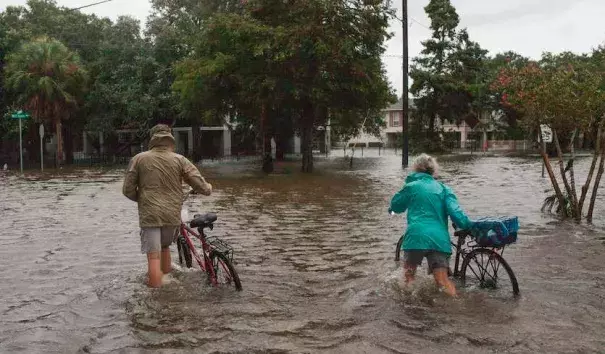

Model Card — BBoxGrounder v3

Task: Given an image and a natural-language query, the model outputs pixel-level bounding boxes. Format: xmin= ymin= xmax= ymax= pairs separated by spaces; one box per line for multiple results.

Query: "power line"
xmin=392 ymin=14 xmax=431 ymax=31
xmin=410 ymin=17 xmax=430 ymax=30
xmin=69 ymin=0 xmax=115 ymax=11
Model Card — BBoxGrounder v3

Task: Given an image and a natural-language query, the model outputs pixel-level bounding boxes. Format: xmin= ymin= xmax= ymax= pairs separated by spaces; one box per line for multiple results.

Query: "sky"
xmin=2 ymin=0 xmax=605 ymax=96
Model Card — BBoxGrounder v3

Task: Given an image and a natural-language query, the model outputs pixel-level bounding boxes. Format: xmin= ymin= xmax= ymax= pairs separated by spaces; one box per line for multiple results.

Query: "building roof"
xmin=385 ymin=97 xmax=415 ymax=111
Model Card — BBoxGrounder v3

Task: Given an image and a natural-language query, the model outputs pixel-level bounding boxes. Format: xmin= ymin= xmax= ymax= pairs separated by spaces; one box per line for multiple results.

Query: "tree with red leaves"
xmin=492 ymin=53 xmax=605 ymax=222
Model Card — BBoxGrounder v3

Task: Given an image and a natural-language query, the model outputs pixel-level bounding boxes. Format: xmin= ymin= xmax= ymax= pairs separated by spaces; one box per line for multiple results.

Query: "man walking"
xmin=123 ymin=124 xmax=212 ymax=287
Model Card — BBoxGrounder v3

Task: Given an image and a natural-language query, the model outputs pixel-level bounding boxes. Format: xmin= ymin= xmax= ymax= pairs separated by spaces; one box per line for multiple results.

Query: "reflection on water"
xmin=1 ymin=153 xmax=604 ymax=353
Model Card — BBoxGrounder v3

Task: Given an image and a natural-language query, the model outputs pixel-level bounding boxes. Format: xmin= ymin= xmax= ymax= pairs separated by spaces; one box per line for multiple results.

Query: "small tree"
xmin=492 ymin=54 xmax=605 ymax=222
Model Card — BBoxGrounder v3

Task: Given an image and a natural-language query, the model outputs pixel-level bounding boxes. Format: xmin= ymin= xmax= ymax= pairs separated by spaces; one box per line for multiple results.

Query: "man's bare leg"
xmin=147 ymin=252 xmax=163 ymax=288
xmin=433 ymin=268 xmax=457 ymax=296
xmin=161 ymin=247 xmax=171 ymax=274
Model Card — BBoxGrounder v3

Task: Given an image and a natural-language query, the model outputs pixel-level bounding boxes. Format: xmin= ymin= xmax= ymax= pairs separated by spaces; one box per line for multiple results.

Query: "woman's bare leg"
xmin=404 ymin=263 xmax=417 ymax=284
xmin=433 ymin=268 xmax=457 ymax=296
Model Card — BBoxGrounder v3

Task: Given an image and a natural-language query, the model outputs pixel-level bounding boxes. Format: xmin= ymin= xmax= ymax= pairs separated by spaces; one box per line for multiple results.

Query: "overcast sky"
xmin=3 ymin=0 xmax=605 ymax=96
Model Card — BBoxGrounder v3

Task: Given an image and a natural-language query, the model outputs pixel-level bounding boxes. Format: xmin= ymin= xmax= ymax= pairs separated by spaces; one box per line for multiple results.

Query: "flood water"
xmin=1 ymin=152 xmax=604 ymax=353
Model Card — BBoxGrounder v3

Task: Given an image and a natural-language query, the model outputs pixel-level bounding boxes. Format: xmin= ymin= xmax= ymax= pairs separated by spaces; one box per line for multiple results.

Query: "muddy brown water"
xmin=1 ymin=153 xmax=604 ymax=353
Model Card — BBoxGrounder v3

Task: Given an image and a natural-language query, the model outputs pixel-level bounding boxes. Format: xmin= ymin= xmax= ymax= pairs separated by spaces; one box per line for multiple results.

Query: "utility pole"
xmin=401 ymin=0 xmax=409 ymax=168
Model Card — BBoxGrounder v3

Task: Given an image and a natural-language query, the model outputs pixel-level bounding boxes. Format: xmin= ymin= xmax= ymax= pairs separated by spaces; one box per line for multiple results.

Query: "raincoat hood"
xmin=405 ymin=172 xmax=434 ymax=184
xmin=148 ymin=131 xmax=175 ymax=150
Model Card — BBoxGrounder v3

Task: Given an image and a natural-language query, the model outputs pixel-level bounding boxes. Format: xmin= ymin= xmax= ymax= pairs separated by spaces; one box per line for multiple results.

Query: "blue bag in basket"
xmin=469 ymin=216 xmax=519 ymax=247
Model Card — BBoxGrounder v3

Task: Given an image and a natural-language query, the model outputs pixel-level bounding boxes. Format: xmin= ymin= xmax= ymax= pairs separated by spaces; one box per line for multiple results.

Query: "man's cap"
xmin=149 ymin=124 xmax=172 ymax=137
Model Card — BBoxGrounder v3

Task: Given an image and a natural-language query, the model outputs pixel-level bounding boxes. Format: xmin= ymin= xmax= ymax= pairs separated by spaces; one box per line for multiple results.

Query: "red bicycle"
xmin=176 ymin=193 xmax=242 ymax=291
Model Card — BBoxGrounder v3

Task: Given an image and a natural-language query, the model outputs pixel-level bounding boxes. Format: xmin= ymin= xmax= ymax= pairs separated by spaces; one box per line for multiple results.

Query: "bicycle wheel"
xmin=209 ymin=250 xmax=242 ymax=291
xmin=395 ymin=236 xmax=404 ymax=262
xmin=177 ymin=235 xmax=193 ymax=268
xmin=460 ymin=248 xmax=519 ymax=298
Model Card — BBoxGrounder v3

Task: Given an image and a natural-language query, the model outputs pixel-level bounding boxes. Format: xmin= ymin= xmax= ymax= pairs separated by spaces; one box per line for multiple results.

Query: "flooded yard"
xmin=1 ymin=154 xmax=604 ymax=353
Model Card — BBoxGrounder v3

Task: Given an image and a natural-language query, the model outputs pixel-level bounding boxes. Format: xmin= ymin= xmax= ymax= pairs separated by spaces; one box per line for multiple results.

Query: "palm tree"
xmin=4 ymin=36 xmax=87 ymax=165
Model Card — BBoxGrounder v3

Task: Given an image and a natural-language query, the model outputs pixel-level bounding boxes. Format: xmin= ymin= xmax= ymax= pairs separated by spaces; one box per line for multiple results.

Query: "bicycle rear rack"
xmin=206 ymin=236 xmax=234 ymax=262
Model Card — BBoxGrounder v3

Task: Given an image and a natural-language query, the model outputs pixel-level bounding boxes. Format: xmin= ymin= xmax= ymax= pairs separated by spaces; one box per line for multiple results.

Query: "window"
xmin=389 ymin=111 xmax=401 ymax=127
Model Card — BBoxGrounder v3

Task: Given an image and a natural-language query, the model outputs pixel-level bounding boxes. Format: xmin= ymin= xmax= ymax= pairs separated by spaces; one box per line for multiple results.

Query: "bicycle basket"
xmin=469 ymin=216 xmax=519 ymax=248
xmin=206 ymin=236 xmax=234 ymax=262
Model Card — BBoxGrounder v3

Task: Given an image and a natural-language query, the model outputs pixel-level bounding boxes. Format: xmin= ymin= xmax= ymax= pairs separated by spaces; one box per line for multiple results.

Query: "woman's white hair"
xmin=412 ymin=153 xmax=439 ymax=176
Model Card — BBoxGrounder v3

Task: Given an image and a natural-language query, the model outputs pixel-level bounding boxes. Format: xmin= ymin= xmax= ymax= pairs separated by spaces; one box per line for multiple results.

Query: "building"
xmin=345 ymin=97 xmax=413 ymax=148
xmin=382 ymin=98 xmax=415 ymax=147
xmin=70 ymin=117 xmax=331 ymax=162
xmin=339 ymin=97 xmax=494 ymax=150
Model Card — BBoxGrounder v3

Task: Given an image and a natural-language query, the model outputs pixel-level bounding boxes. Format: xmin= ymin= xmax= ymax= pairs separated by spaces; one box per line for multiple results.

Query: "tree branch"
xmin=579 ymin=119 xmax=603 ymax=213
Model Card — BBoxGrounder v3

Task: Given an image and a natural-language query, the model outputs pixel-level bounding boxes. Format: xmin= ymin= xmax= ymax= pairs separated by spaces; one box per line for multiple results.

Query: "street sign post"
xmin=10 ymin=110 xmax=31 ymax=174
xmin=539 ymin=125 xmax=553 ymax=178
xmin=540 ymin=124 xmax=553 ymax=143
xmin=39 ymin=124 xmax=45 ymax=172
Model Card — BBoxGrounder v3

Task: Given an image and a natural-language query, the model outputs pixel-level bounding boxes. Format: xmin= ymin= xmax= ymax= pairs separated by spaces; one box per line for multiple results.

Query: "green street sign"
xmin=11 ymin=110 xmax=30 ymax=119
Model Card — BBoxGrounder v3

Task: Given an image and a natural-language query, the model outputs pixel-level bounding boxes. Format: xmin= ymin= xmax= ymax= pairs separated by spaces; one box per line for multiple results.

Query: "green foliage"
xmin=410 ymin=0 xmax=488 ymax=137
xmin=4 ymin=36 xmax=87 ymax=123
xmin=84 ymin=16 xmax=162 ymax=133
xmin=542 ymin=193 xmax=573 ymax=217
xmin=172 ymin=0 xmax=396 ymax=171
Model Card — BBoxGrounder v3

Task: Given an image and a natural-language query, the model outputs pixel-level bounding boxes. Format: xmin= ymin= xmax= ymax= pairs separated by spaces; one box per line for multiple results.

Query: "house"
xmin=345 ymin=97 xmax=413 ymax=148
xmin=340 ymin=97 xmax=487 ymax=150
xmin=71 ymin=116 xmax=331 ymax=162
xmin=382 ymin=98 xmax=415 ymax=147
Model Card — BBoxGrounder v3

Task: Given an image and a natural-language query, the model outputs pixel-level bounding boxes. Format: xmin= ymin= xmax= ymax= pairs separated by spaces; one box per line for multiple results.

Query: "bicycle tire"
xmin=209 ymin=250 xmax=242 ymax=291
xmin=177 ymin=235 xmax=193 ymax=268
xmin=460 ymin=248 xmax=519 ymax=297
xmin=395 ymin=236 xmax=404 ymax=262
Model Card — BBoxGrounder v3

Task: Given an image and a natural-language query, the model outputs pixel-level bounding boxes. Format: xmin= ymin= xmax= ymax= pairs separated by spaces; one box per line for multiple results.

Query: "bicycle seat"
xmin=190 ymin=213 xmax=217 ymax=229
xmin=454 ymin=229 xmax=471 ymax=237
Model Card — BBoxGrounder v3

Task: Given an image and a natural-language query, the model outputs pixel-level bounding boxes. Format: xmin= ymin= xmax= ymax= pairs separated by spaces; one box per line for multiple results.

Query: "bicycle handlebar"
xmin=182 ymin=188 xmax=194 ymax=203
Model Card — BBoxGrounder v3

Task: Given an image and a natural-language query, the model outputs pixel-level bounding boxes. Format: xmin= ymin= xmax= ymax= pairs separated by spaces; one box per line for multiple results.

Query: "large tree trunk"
xmin=275 ymin=134 xmax=286 ymax=161
xmin=263 ymin=132 xmax=272 ymax=157
xmin=260 ymin=104 xmax=274 ymax=173
xmin=26 ymin=121 xmax=40 ymax=164
xmin=428 ymin=115 xmax=436 ymax=137
xmin=553 ymin=130 xmax=579 ymax=219
xmin=261 ymin=132 xmax=273 ymax=173
xmin=64 ymin=123 xmax=74 ymax=165
xmin=580 ymin=123 xmax=603 ymax=212
xmin=55 ymin=119 xmax=64 ymax=165
xmin=301 ymin=106 xmax=314 ymax=173
xmin=191 ymin=122 xmax=201 ymax=163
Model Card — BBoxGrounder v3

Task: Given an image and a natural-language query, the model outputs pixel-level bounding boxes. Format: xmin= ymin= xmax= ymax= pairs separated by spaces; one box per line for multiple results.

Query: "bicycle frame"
xmin=178 ymin=223 xmax=220 ymax=286
xmin=179 ymin=190 xmax=237 ymax=288
xmin=451 ymin=232 xmax=507 ymax=277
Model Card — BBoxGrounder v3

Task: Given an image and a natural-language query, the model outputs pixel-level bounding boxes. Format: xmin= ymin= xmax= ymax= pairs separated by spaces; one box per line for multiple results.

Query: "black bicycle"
xmin=395 ymin=228 xmax=519 ymax=298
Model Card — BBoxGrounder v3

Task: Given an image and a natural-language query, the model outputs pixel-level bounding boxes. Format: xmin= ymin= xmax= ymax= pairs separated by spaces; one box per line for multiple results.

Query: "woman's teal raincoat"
xmin=390 ymin=172 xmax=473 ymax=254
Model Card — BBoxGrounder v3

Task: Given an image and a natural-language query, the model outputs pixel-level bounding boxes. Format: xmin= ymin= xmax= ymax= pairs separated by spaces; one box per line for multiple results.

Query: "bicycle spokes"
xmin=213 ymin=258 xmax=233 ymax=284
xmin=467 ymin=253 xmax=499 ymax=289
xmin=462 ymin=249 xmax=518 ymax=298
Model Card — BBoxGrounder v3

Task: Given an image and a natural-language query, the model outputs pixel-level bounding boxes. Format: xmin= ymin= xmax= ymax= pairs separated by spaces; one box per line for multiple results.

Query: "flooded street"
xmin=1 ymin=153 xmax=604 ymax=353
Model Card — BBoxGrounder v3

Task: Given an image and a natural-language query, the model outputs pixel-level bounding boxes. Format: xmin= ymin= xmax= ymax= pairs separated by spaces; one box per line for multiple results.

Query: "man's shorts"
xmin=403 ymin=250 xmax=450 ymax=273
xmin=140 ymin=227 xmax=178 ymax=254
